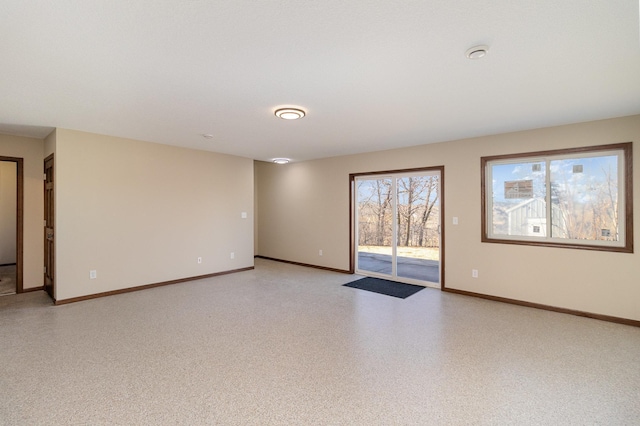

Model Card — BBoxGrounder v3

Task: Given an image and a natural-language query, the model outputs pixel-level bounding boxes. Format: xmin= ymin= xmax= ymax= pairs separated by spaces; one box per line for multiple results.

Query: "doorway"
xmin=0 ymin=157 xmax=23 ymax=295
xmin=351 ymin=167 xmax=443 ymax=288
xmin=44 ymin=154 xmax=54 ymax=299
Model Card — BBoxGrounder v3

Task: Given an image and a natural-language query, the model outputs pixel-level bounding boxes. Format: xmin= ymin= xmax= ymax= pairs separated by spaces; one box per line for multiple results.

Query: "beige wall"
xmin=44 ymin=129 xmax=56 ymax=158
xmin=0 ymin=134 xmax=45 ymax=289
xmin=0 ymin=161 xmax=17 ymax=264
xmin=256 ymin=114 xmax=640 ymax=321
xmin=54 ymin=129 xmax=254 ymax=301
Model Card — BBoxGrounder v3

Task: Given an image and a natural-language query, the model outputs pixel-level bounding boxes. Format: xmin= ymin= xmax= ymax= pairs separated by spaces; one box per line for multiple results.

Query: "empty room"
xmin=1 ymin=1 xmax=640 ymax=424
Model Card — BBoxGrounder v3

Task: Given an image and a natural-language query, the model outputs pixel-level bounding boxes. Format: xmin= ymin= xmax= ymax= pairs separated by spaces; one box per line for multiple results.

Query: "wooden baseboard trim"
xmin=443 ymin=287 xmax=640 ymax=328
xmin=54 ymin=266 xmax=254 ymax=306
xmin=21 ymin=286 xmax=44 ymax=293
xmin=255 ymin=255 xmax=351 ymax=274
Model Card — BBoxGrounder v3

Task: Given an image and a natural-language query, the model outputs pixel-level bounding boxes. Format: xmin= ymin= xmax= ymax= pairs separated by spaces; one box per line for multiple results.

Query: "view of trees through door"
xmin=355 ymin=170 xmax=441 ymax=286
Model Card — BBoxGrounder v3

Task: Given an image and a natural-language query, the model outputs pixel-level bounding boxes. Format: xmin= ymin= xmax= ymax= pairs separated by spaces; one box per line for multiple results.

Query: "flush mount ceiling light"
xmin=201 ymin=134 xmax=214 ymax=139
xmin=272 ymin=158 xmax=290 ymax=164
xmin=465 ymin=45 xmax=489 ymax=59
xmin=274 ymin=108 xmax=306 ymax=120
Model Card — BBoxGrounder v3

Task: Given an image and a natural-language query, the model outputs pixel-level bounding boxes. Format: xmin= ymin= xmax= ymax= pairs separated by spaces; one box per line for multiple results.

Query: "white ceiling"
xmin=1 ymin=0 xmax=639 ymax=162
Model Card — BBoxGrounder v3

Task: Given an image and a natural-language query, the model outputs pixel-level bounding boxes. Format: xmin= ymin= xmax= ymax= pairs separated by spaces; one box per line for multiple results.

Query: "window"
xmin=481 ymin=143 xmax=633 ymax=252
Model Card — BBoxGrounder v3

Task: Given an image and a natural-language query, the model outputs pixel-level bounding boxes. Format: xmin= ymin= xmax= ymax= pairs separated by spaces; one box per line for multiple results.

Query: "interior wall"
xmin=54 ymin=129 xmax=254 ymax=302
xmin=0 ymin=134 xmax=44 ymax=290
xmin=0 ymin=161 xmax=17 ymax=265
xmin=44 ymin=128 xmax=56 ymax=158
xmin=256 ymin=114 xmax=640 ymax=321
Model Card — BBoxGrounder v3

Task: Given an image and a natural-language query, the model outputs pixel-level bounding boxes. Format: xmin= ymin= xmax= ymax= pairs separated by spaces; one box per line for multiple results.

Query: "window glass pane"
xmin=549 ymin=155 xmax=619 ymax=242
xmin=491 ymin=161 xmax=546 ymax=237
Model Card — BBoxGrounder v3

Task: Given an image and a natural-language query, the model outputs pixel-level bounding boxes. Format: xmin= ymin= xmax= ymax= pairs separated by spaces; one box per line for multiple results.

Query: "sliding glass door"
xmin=355 ymin=170 xmax=441 ymax=287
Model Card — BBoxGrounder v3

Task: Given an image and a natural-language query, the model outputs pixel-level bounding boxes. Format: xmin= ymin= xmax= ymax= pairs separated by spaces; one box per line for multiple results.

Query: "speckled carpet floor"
xmin=1 ymin=258 xmax=639 ymax=425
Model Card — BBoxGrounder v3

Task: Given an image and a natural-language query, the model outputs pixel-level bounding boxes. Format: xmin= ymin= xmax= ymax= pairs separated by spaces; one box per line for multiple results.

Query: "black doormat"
xmin=343 ymin=277 xmax=425 ymax=299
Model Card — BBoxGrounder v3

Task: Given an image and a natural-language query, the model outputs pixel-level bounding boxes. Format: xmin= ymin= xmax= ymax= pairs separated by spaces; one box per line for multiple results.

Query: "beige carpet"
xmin=0 ymin=264 xmax=16 ymax=296
xmin=1 ymin=258 xmax=639 ymax=425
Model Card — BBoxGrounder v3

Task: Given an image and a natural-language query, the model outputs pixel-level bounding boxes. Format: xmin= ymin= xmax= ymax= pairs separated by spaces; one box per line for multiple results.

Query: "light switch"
xmin=453 ymin=217 xmax=459 ymax=225
xmin=241 ymin=212 xmax=247 ymax=219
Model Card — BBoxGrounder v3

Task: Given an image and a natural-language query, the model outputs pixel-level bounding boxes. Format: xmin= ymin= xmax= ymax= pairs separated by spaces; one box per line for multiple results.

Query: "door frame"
xmin=0 ymin=156 xmax=24 ymax=294
xmin=349 ymin=166 xmax=445 ymax=289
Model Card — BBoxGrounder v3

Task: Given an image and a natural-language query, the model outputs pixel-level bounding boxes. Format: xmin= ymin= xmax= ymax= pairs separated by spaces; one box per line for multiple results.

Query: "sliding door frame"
xmin=349 ymin=165 xmax=445 ymax=289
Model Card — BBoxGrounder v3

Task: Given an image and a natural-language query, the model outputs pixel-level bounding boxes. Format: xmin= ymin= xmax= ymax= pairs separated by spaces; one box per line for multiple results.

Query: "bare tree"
xmin=602 ymin=165 xmax=619 ymax=240
xmin=551 ymin=163 xmax=618 ymax=241
xmin=397 ymin=177 xmax=422 ymax=246
xmin=375 ymin=179 xmax=392 ymax=245
xmin=358 ymin=176 xmax=440 ymax=249
xmin=358 ymin=179 xmax=392 ymax=246
xmin=418 ymin=176 xmax=439 ymax=247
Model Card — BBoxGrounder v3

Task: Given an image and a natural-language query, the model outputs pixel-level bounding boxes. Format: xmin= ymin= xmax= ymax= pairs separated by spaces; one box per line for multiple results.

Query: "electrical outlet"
xmin=197 ymin=257 xmax=202 ymax=264
xmin=472 ymin=269 xmax=478 ymax=278
xmin=319 ymin=249 xmax=323 ymax=256
xmin=230 ymin=252 xmax=235 ymax=259
xmin=90 ymin=270 xmax=97 ymax=279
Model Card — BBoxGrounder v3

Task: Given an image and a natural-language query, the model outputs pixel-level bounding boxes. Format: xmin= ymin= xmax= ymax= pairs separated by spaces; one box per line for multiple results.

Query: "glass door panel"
xmin=356 ymin=177 xmax=394 ymax=276
xmin=396 ymin=175 xmax=440 ymax=284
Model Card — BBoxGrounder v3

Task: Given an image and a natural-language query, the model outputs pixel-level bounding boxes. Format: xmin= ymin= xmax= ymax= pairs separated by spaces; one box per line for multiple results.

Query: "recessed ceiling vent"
xmin=465 ymin=45 xmax=489 ymax=59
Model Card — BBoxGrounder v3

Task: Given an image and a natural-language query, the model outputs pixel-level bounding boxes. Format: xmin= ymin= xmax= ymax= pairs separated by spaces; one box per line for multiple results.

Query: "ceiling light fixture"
xmin=275 ymin=108 xmax=306 ymax=120
xmin=273 ymin=158 xmax=290 ymax=164
xmin=201 ymin=134 xmax=214 ymax=139
xmin=465 ymin=45 xmax=489 ymax=59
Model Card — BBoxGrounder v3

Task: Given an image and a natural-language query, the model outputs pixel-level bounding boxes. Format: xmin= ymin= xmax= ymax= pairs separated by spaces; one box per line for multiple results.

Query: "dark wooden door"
xmin=44 ymin=155 xmax=54 ymax=299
